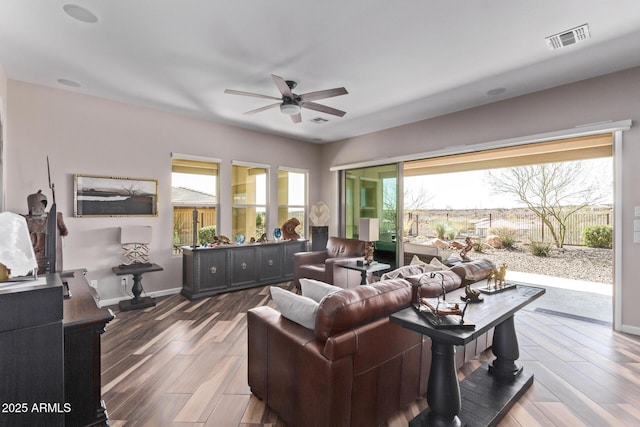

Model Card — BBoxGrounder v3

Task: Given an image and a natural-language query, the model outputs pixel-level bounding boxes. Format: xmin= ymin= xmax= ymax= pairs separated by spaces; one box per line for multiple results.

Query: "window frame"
xmin=231 ymin=160 xmax=270 ymax=240
xmin=171 ymin=153 xmax=220 ymax=252
xmin=277 ymin=166 xmax=308 ymax=238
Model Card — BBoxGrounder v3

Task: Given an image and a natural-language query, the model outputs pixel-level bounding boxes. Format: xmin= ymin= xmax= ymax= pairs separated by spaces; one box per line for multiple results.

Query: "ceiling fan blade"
xmin=301 ymin=101 xmax=346 ymax=117
xmin=299 ymin=87 xmax=348 ymax=102
xmin=244 ymin=102 xmax=281 ymax=115
xmin=271 ymin=74 xmax=293 ymax=97
xmin=290 ymin=113 xmax=302 ymax=123
xmin=224 ymin=89 xmax=281 ymax=101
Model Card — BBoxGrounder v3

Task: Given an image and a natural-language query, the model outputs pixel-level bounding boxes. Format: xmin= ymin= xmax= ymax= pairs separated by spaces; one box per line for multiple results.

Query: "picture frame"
xmin=74 ymin=174 xmax=158 ymax=217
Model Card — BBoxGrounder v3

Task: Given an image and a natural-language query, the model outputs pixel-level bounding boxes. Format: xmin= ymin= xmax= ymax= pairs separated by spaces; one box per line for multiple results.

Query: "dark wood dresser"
xmin=0 ymin=274 xmax=64 ymax=426
xmin=62 ymin=269 xmax=114 ymax=427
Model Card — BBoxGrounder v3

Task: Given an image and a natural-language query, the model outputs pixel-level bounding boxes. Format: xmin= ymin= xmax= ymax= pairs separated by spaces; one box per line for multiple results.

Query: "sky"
xmin=404 ymin=157 xmax=613 ymax=210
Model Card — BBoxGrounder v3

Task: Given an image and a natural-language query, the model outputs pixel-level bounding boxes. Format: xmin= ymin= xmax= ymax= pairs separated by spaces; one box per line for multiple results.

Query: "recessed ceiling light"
xmin=63 ymin=4 xmax=98 ymax=23
xmin=57 ymin=78 xmax=81 ymax=88
xmin=487 ymin=87 xmax=506 ymax=96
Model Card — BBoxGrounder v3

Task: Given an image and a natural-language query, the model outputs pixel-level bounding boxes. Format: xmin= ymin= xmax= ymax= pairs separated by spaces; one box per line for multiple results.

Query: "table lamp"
xmin=0 ymin=212 xmax=38 ymax=280
xmin=120 ymin=226 xmax=152 ymax=266
xmin=359 ymin=218 xmax=379 ymax=265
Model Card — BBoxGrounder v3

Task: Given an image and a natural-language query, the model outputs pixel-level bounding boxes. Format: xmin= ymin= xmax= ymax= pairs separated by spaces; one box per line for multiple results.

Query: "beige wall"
xmin=320 ymin=66 xmax=640 ymax=334
xmin=4 ymin=80 xmax=320 ymax=303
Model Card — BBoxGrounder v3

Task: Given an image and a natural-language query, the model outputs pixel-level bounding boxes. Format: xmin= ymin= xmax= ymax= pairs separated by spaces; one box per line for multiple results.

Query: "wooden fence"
xmin=406 ymin=208 xmax=612 ymax=246
xmin=174 ymin=207 xmax=217 ymax=251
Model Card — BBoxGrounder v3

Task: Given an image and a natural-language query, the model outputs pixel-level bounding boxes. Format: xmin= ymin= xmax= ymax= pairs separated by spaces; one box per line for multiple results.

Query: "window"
xmin=171 ymin=155 xmax=219 ymax=252
xmin=277 ymin=168 xmax=307 ymax=237
xmin=232 ymin=162 xmax=268 ymax=240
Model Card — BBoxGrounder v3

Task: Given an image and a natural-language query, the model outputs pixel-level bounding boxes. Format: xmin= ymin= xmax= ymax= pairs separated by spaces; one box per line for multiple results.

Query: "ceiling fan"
xmin=224 ymin=74 xmax=348 ymax=123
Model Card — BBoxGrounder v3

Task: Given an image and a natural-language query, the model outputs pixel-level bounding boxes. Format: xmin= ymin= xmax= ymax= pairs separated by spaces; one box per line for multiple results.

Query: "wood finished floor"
xmin=101 ymin=283 xmax=640 ymax=427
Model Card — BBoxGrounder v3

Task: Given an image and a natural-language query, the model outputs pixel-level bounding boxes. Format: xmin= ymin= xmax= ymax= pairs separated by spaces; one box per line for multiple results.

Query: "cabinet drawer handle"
xmin=268 ymin=259 xmax=273 ymax=266
xmin=209 ymin=266 xmax=217 ymax=274
xmin=241 ymin=262 xmax=247 ymax=270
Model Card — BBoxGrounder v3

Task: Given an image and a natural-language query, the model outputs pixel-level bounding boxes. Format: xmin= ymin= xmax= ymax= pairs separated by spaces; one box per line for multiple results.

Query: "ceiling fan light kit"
xmin=280 ymin=100 xmax=301 ymax=115
xmin=225 ymin=74 xmax=348 ymax=123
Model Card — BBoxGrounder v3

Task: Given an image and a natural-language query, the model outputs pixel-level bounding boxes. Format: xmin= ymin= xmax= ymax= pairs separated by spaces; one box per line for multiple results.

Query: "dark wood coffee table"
xmin=390 ymin=282 xmax=545 ymax=426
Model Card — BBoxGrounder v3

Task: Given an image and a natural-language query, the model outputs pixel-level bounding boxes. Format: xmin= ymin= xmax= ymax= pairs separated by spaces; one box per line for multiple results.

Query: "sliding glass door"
xmin=342 ymin=163 xmax=399 ymax=268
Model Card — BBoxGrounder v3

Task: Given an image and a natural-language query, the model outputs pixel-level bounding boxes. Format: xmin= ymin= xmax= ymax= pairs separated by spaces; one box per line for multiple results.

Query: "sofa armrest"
xmin=247 ymin=306 xmax=353 ymax=427
xmin=294 ymin=250 xmax=329 ymax=266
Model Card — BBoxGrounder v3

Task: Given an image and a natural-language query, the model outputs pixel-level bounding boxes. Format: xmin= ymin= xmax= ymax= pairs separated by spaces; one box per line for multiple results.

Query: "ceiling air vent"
xmin=546 ymin=24 xmax=590 ymax=50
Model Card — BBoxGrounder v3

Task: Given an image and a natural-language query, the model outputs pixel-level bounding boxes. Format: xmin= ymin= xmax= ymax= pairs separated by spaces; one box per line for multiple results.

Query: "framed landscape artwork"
xmin=74 ymin=174 xmax=158 ymax=217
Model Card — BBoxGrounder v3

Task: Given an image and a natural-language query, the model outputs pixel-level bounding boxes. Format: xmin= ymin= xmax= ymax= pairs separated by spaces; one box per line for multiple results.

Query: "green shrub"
xmin=198 ymin=225 xmax=217 ymax=244
xmin=431 ymin=220 xmax=449 ymax=240
xmin=471 ymin=237 xmax=484 ymax=252
xmin=582 ymin=225 xmax=613 ymax=249
xmin=488 ymin=226 xmax=517 ymax=249
xmin=530 ymin=241 xmax=552 ymax=257
xmin=445 ymin=226 xmax=458 ymax=241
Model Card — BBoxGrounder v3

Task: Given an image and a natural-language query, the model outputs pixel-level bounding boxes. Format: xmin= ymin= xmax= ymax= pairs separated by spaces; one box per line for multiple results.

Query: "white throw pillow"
xmin=410 ymin=254 xmax=427 ymax=265
xmin=270 ymin=286 xmax=318 ymax=330
xmin=299 ymin=278 xmax=342 ymax=303
xmin=430 ymin=257 xmax=450 ymax=269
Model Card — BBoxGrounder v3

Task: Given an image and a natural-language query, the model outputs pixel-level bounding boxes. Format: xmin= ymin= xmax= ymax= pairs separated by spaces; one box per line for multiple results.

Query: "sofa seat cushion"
xmin=450 ymin=259 xmax=496 ymax=282
xmin=405 ymin=270 xmax=463 ymax=298
xmin=314 ymin=279 xmax=412 ymax=341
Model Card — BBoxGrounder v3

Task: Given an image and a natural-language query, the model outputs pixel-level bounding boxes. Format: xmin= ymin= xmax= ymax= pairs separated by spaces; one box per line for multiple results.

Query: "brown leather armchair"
xmin=293 ymin=236 xmax=366 ymax=288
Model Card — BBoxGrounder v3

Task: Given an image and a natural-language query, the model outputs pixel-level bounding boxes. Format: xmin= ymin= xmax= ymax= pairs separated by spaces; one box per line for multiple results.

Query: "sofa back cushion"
xmin=450 ymin=259 xmax=496 ymax=282
xmin=326 ymin=237 xmax=365 ymax=258
xmin=314 ymin=279 xmax=412 ymax=341
xmin=405 ymin=269 xmax=462 ymax=299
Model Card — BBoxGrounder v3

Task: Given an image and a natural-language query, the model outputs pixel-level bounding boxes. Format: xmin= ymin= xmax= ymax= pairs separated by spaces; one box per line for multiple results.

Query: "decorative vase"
xmin=273 ymin=228 xmax=282 ymax=241
xmin=235 ymin=234 xmax=245 ymax=245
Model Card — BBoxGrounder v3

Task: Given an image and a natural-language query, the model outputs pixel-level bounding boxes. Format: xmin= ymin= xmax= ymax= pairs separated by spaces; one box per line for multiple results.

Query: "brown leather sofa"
xmin=293 ymin=236 xmax=366 ymax=288
xmin=247 ymin=262 xmax=495 ymax=427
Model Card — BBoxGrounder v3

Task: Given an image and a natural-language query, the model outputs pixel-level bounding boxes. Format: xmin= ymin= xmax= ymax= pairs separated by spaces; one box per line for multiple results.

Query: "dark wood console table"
xmin=182 ymin=240 xmax=307 ymax=299
xmin=112 ymin=263 xmax=163 ymax=311
xmin=62 ymin=269 xmax=114 ymax=427
xmin=390 ymin=283 xmax=545 ymax=426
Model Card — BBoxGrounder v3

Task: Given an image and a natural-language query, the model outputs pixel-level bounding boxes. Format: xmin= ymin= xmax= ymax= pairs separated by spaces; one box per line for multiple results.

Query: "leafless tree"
xmin=402 ymin=185 xmax=435 ymax=236
xmin=486 ymin=161 xmax=609 ymax=248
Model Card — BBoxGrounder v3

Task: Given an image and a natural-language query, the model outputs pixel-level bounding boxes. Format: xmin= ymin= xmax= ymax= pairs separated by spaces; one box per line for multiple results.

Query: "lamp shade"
xmin=0 ymin=212 xmax=38 ymax=277
xmin=120 ymin=226 xmax=152 ymax=244
xmin=359 ymin=218 xmax=379 ymax=242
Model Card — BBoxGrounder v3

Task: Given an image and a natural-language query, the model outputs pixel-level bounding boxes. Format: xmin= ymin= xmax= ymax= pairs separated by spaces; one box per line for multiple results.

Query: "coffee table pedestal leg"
xmin=489 ymin=315 xmax=523 ymax=380
xmin=411 ymin=340 xmax=462 ymax=427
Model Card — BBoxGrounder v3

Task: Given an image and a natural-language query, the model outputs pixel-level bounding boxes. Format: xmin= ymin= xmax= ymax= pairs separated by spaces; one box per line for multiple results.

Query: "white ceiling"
xmin=2 ymin=1 xmax=640 ymax=144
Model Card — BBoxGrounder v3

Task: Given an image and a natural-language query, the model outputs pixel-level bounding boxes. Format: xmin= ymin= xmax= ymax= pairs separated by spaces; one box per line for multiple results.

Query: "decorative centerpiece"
xmin=281 ymin=218 xmax=301 ymax=240
xmin=412 ymin=272 xmax=474 ymax=329
xmin=479 ymin=263 xmax=517 ymax=294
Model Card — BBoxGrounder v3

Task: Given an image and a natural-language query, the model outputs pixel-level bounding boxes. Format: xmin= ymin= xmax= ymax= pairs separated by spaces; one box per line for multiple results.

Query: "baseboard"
xmin=96 ymin=287 xmax=182 ymax=308
xmin=620 ymin=323 xmax=640 ymax=337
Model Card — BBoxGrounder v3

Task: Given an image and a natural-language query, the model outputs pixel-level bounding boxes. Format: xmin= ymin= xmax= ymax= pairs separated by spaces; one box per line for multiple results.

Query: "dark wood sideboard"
xmin=62 ymin=269 xmax=114 ymax=427
xmin=0 ymin=274 xmax=64 ymax=426
xmin=182 ymin=240 xmax=307 ymax=299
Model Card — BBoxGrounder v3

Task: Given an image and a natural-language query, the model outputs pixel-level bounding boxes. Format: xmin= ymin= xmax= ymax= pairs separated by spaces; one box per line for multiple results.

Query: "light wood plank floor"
xmin=101 ymin=283 xmax=640 ymax=427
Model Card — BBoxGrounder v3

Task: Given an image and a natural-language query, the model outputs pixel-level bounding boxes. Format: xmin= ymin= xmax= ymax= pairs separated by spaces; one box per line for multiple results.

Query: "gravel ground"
xmin=464 ymin=243 xmax=613 ymax=284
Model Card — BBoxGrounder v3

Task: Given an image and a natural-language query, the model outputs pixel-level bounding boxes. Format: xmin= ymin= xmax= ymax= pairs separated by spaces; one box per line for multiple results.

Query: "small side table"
xmin=112 ymin=263 xmax=163 ymax=311
xmin=339 ymin=261 xmax=391 ymax=285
